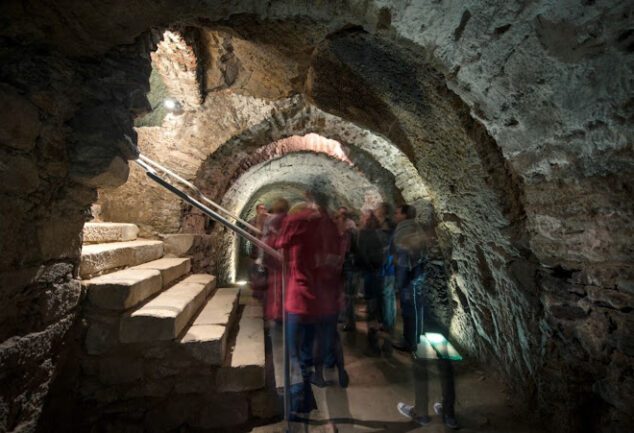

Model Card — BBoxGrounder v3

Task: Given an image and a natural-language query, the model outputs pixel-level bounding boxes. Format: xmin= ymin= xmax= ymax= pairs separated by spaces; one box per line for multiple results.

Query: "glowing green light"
xmin=414 ymin=332 xmax=463 ymax=361
xmin=425 ymin=332 xmax=446 ymax=344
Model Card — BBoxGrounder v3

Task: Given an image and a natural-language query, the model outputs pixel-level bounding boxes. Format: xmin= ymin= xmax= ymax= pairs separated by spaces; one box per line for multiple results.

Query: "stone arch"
xmin=213 ymin=151 xmax=389 ymax=281
xmin=193 ymin=100 xmax=430 ymax=212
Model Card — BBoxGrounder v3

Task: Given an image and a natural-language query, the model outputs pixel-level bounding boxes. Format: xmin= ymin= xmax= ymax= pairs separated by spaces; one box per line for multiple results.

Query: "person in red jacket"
xmin=274 ymin=184 xmax=348 ymax=416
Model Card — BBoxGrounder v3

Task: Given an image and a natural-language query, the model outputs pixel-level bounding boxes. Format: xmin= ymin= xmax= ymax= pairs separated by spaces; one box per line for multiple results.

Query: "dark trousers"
xmin=286 ymin=313 xmax=341 ymax=378
xmin=396 ymin=264 xmax=425 ymax=350
xmin=363 ymin=270 xmax=383 ymax=323
xmin=413 ymin=357 xmax=456 ymax=417
xmin=342 ymin=270 xmax=356 ymax=326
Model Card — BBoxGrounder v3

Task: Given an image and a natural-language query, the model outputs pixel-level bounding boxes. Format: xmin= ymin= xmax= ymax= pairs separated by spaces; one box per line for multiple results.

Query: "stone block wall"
xmin=0 ymin=30 xmax=158 ymax=432
xmin=77 ymin=308 xmax=275 ymax=433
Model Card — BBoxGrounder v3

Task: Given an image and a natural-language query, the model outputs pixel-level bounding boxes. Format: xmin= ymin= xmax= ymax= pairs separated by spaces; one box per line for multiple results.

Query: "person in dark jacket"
xmin=336 ymin=206 xmax=358 ymax=332
xmin=356 ymin=210 xmax=388 ymax=355
xmin=375 ymin=202 xmax=397 ymax=355
xmin=392 ymin=204 xmax=428 ymax=352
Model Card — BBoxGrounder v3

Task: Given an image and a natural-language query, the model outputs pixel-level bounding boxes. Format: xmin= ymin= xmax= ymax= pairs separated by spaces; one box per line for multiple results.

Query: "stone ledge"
xmin=83 ymin=268 xmax=162 ymax=311
xmin=179 ymin=288 xmax=239 ymax=365
xmin=132 ymin=257 xmax=191 ymax=288
xmin=80 ymin=239 xmax=164 ymax=278
xmin=83 ymin=222 xmax=139 ymax=243
xmin=119 ymin=274 xmax=214 ymax=343
xmin=217 ymin=316 xmax=265 ymax=392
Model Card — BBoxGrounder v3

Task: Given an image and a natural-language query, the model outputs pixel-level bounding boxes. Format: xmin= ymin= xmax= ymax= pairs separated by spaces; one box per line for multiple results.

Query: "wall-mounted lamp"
xmin=163 ymin=98 xmax=181 ymax=111
xmin=151 ymin=98 xmax=183 ymax=115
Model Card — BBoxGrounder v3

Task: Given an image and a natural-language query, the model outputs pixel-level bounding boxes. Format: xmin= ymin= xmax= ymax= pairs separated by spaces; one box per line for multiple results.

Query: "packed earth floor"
xmin=253 ymin=302 xmax=541 ymax=433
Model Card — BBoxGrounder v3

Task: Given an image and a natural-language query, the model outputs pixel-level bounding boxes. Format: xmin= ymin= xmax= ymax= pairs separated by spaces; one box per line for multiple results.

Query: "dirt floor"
xmin=251 ymin=308 xmax=541 ymax=433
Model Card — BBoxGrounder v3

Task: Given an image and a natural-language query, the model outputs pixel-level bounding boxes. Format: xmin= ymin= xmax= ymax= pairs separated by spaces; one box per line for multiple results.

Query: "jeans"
xmin=363 ymin=270 xmax=383 ymax=324
xmin=342 ymin=270 xmax=356 ymax=326
xmin=396 ymin=264 xmax=425 ymax=350
xmin=382 ymin=274 xmax=396 ymax=332
xmin=286 ymin=313 xmax=341 ymax=378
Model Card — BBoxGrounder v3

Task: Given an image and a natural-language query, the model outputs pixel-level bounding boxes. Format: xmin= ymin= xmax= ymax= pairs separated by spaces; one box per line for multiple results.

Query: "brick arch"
xmin=215 ymin=151 xmax=388 ymax=281
xmin=194 ymin=98 xmax=431 ymax=218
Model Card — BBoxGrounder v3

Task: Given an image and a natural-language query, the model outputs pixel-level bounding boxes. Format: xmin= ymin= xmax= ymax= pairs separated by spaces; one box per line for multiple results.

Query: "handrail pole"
xmin=138 ymin=154 xmax=262 ymax=235
xmin=136 ymin=163 xmax=280 ymax=260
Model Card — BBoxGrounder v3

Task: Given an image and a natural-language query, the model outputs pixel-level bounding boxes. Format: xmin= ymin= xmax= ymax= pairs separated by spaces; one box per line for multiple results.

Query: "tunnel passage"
xmin=0 ymin=2 xmax=632 ymax=433
xmin=214 ymin=149 xmax=390 ymax=282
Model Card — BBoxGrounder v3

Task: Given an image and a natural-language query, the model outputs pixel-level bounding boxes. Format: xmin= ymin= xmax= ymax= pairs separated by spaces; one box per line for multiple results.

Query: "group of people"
xmin=337 ymin=202 xmax=428 ymax=356
xmin=244 ymin=184 xmax=458 ymax=429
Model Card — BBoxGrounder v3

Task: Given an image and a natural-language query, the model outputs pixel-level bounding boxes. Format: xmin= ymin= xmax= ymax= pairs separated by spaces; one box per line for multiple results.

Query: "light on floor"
xmin=415 ymin=332 xmax=463 ymax=361
xmin=425 ymin=332 xmax=446 ymax=344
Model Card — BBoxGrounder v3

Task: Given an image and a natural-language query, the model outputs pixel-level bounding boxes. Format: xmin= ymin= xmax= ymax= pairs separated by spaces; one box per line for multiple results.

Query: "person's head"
xmin=338 ymin=206 xmax=349 ymax=219
xmin=360 ymin=210 xmax=379 ymax=230
xmin=395 ymin=204 xmax=416 ymax=223
xmin=375 ymin=202 xmax=392 ymax=222
xmin=255 ymin=203 xmax=267 ymax=215
xmin=271 ymin=198 xmax=290 ymax=214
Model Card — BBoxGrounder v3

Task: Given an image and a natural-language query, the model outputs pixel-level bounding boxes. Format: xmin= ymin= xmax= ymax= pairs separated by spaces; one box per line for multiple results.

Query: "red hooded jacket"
xmin=274 ymin=208 xmax=344 ymax=317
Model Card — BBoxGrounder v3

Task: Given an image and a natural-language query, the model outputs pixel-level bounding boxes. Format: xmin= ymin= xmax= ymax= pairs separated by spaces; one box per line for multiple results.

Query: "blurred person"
xmin=262 ymin=198 xmax=290 ymax=322
xmin=247 ymin=203 xmax=269 ymax=293
xmin=397 ymin=351 xmax=458 ymax=429
xmin=337 ymin=206 xmax=357 ymax=232
xmin=356 ymin=210 xmax=388 ymax=355
xmin=336 ymin=206 xmax=358 ymax=332
xmin=375 ymin=202 xmax=397 ymax=355
xmin=274 ymin=185 xmax=348 ymax=417
xmin=392 ymin=204 xmax=428 ymax=352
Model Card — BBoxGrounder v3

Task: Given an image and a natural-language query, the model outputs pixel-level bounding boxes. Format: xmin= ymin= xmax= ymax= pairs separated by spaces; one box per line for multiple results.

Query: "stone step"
xmin=80 ymin=239 xmax=164 ymax=278
xmin=179 ymin=288 xmax=240 ymax=365
xmin=217 ymin=312 xmax=266 ymax=392
xmin=119 ymin=274 xmax=216 ymax=343
xmin=83 ymin=222 xmax=139 ymax=243
xmin=132 ymin=257 xmax=191 ymax=288
xmin=83 ymin=268 xmax=162 ymax=311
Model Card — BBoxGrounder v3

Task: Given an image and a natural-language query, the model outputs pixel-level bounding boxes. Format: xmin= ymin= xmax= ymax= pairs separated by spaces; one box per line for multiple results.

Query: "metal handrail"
xmin=138 ymin=154 xmax=262 ymax=235
xmin=133 ymin=157 xmax=290 ymax=431
xmin=135 ymin=158 xmax=279 ymax=260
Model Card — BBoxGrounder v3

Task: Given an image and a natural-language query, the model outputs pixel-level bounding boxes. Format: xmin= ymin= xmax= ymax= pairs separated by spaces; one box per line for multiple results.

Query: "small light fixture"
xmin=235 ymin=280 xmax=248 ymax=287
xmin=162 ymin=98 xmax=183 ymax=113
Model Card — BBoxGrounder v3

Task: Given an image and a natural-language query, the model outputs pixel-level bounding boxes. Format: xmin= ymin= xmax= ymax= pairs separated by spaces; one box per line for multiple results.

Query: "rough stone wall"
xmin=152 ymin=30 xmax=203 ymax=109
xmin=374 ymin=2 xmax=634 ymax=429
xmin=0 ymin=33 xmax=156 ymax=432
xmin=76 ymin=298 xmax=272 ymax=433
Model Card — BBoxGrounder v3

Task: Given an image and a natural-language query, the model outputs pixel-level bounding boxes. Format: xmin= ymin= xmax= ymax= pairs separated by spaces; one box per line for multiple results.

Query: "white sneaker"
xmin=433 ymin=401 xmax=459 ymax=429
xmin=397 ymin=402 xmax=431 ymax=426
xmin=433 ymin=402 xmax=443 ymax=415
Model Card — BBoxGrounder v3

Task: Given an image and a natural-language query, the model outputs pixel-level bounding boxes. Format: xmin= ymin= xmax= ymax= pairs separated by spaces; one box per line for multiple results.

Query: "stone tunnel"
xmin=0 ymin=1 xmax=632 ymax=433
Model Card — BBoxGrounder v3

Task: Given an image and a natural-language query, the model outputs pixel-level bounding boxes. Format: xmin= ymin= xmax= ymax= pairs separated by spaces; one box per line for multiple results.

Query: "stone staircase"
xmin=78 ymin=222 xmax=277 ymax=432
